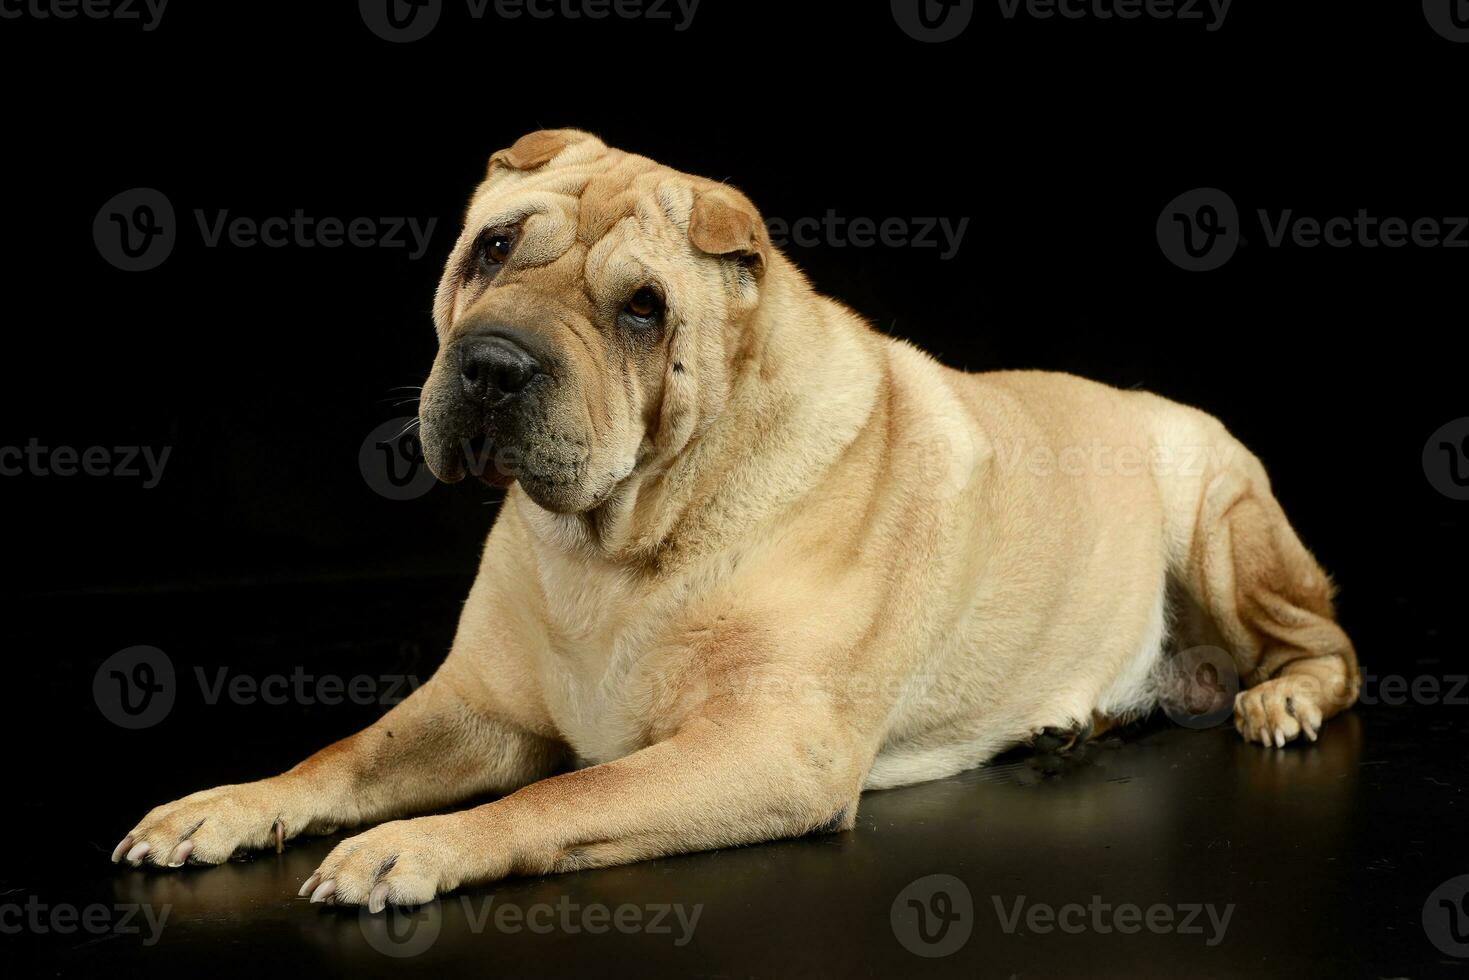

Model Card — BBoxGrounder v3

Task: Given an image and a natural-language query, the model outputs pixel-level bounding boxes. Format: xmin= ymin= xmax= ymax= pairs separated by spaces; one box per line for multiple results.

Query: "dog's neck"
xmin=521 ymin=253 xmax=887 ymax=572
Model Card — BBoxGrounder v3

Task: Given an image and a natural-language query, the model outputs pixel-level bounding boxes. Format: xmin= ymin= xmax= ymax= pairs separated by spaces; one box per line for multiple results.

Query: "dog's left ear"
xmin=487 ymin=129 xmax=600 ymax=178
xmin=689 ymin=185 xmax=768 ymax=278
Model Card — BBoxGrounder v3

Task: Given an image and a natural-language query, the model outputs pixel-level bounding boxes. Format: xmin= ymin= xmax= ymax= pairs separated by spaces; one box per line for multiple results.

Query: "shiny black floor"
xmin=6 ymin=581 xmax=1468 ymax=978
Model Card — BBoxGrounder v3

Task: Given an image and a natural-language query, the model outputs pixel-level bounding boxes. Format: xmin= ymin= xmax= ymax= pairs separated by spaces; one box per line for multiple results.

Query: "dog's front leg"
xmin=306 ymin=700 xmax=866 ymax=911
xmin=111 ymin=672 xmax=564 ymax=870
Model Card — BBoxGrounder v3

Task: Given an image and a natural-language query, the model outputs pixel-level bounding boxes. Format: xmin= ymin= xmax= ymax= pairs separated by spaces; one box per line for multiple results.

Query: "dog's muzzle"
xmin=427 ymin=326 xmax=553 ymax=487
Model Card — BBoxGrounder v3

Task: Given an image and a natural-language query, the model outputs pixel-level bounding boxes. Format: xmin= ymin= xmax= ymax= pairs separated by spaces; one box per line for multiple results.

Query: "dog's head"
xmin=419 ymin=129 xmax=771 ymax=514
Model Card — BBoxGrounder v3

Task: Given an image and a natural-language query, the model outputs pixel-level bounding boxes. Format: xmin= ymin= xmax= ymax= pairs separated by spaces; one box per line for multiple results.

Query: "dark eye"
xmin=477 ymin=230 xmax=516 ymax=273
xmin=623 ymin=288 xmax=663 ymax=324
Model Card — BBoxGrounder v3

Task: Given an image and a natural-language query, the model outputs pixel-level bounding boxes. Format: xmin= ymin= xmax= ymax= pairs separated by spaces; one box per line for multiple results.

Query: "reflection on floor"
xmin=9 ymin=581 xmax=1467 ymax=977
xmin=7 ymin=704 xmax=1466 ymax=977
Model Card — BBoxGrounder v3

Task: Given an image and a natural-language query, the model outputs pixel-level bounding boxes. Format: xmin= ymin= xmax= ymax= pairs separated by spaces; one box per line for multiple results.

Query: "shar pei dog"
xmin=110 ymin=130 xmax=1360 ymax=911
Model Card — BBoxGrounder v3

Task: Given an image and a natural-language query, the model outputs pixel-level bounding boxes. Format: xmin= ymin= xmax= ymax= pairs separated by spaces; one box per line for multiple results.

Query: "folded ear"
xmin=487 ymin=129 xmax=599 ymax=178
xmin=688 ymin=185 xmax=768 ymax=277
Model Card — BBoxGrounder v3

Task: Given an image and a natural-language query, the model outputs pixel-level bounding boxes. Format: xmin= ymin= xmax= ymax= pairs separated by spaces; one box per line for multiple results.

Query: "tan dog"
xmin=110 ymin=130 xmax=1361 ymax=911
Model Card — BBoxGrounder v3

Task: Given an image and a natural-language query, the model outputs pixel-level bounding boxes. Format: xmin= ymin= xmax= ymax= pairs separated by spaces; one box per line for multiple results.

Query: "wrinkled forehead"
xmin=461 ymin=153 xmax=697 ymax=271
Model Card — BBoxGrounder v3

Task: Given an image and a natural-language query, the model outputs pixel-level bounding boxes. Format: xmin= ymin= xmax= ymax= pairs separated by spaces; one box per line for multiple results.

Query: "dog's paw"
xmin=300 ymin=816 xmax=461 ymax=913
xmin=1030 ymin=720 xmax=1092 ymax=755
xmin=1233 ymin=677 xmax=1324 ymax=747
xmin=111 ymin=781 xmax=297 ymax=868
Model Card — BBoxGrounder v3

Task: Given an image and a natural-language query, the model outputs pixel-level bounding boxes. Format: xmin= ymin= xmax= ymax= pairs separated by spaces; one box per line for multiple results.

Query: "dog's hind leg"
xmin=1163 ymin=421 xmax=1361 ymax=746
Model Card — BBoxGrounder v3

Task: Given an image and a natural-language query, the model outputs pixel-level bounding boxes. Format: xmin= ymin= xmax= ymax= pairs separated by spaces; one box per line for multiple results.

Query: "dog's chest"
xmin=534 ymin=562 xmax=675 ymax=765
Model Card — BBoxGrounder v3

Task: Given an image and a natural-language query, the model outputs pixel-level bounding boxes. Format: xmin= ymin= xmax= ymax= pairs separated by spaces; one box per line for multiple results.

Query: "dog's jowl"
xmin=110 ymin=130 xmax=1361 ymax=911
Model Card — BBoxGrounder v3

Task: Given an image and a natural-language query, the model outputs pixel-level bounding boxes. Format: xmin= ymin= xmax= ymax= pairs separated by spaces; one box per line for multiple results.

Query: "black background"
xmin=5 ymin=2 xmax=1465 ymax=602
xmin=3 ymin=1 xmax=1468 ymax=976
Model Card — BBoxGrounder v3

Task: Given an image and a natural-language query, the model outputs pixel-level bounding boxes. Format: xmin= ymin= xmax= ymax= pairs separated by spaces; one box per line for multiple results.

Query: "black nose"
xmin=458 ymin=334 xmax=544 ymax=404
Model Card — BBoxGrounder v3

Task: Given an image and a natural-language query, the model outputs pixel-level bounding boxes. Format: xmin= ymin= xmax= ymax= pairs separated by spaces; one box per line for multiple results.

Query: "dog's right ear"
xmin=689 ymin=185 xmax=769 ymax=279
xmin=486 ymin=129 xmax=601 ymax=179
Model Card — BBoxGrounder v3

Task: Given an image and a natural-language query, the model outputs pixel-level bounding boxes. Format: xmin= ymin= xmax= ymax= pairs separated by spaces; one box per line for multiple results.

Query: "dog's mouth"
xmin=462 ymin=435 xmax=516 ymax=488
xmin=422 ymin=407 xmax=600 ymax=512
